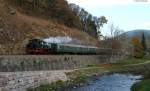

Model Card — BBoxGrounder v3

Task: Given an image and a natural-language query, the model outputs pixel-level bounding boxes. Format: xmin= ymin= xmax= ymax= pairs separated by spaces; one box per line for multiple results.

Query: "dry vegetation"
xmin=0 ymin=0 xmax=98 ymax=54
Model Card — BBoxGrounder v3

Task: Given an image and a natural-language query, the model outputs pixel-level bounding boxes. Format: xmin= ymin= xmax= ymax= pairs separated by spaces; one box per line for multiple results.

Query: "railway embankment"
xmin=0 ymin=55 xmax=123 ymax=72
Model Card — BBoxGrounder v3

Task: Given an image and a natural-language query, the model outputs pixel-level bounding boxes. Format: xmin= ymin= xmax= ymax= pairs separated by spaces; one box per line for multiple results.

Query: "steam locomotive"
xmin=26 ymin=39 xmax=99 ymax=54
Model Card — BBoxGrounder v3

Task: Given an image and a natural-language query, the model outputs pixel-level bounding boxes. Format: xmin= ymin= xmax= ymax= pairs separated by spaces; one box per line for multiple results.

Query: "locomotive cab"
xmin=26 ymin=39 xmax=50 ymax=54
xmin=47 ymin=43 xmax=57 ymax=54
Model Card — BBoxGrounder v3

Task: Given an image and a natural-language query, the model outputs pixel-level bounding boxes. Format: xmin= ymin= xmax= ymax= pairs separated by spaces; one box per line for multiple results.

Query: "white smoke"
xmin=43 ymin=36 xmax=96 ymax=47
xmin=43 ymin=36 xmax=73 ymax=44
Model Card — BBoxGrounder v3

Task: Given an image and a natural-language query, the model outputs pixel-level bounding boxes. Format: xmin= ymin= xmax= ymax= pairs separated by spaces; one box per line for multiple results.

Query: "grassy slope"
xmin=114 ymin=56 xmax=150 ymax=65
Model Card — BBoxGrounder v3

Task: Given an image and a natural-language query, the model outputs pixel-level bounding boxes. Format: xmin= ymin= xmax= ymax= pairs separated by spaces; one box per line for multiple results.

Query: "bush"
xmin=27 ymin=80 xmax=66 ymax=91
xmin=131 ymin=79 xmax=150 ymax=91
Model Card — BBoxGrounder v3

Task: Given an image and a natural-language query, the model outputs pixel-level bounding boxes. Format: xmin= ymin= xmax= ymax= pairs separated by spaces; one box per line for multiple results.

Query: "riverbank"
xmin=119 ymin=56 xmax=150 ymax=91
xmin=70 ymin=74 xmax=142 ymax=91
xmin=27 ymin=56 xmax=150 ymax=91
xmin=131 ymin=56 xmax=150 ymax=91
xmin=132 ymin=79 xmax=150 ymax=91
xmin=27 ymin=67 xmax=109 ymax=91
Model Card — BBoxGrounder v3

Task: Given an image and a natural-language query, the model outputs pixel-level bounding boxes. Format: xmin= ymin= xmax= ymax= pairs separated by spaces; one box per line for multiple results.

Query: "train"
xmin=26 ymin=39 xmax=99 ymax=54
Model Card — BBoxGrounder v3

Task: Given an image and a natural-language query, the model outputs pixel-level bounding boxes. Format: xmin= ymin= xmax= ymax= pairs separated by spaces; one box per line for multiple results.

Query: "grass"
xmin=27 ymin=80 xmax=66 ymax=91
xmin=67 ymin=67 xmax=107 ymax=77
xmin=114 ymin=56 xmax=150 ymax=66
xmin=132 ymin=79 xmax=150 ymax=91
xmin=27 ymin=75 xmax=89 ymax=91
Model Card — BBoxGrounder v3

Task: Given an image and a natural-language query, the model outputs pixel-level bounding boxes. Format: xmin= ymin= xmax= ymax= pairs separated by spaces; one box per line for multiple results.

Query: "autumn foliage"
xmin=6 ymin=0 xmax=82 ymax=30
xmin=132 ymin=36 xmax=144 ymax=58
xmin=132 ymin=36 xmax=140 ymax=45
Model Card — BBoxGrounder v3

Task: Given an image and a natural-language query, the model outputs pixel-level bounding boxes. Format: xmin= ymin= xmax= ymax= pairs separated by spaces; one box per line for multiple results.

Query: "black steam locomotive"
xmin=26 ymin=39 xmax=98 ymax=54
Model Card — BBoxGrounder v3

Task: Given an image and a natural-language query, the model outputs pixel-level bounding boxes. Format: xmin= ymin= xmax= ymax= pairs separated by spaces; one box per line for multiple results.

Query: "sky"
xmin=67 ymin=0 xmax=150 ymax=36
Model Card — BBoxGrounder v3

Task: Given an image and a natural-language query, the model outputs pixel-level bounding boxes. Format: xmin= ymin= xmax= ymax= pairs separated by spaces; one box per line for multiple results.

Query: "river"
xmin=69 ymin=74 xmax=142 ymax=91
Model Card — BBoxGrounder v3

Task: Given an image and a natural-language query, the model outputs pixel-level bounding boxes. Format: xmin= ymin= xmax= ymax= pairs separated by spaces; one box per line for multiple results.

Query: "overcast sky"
xmin=67 ymin=0 xmax=150 ymax=36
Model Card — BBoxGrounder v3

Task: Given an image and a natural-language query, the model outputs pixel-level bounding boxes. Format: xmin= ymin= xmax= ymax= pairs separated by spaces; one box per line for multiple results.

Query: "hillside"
xmin=120 ymin=29 xmax=150 ymax=49
xmin=126 ymin=29 xmax=150 ymax=39
xmin=0 ymin=0 xmax=98 ymax=54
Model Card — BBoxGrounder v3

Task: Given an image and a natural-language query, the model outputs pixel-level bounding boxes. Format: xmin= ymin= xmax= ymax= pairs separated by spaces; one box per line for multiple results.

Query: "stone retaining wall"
xmin=0 ymin=55 xmax=123 ymax=72
xmin=0 ymin=71 xmax=68 ymax=91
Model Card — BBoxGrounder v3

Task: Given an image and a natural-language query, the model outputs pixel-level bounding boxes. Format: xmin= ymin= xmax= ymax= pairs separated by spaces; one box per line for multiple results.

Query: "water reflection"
xmin=70 ymin=74 xmax=142 ymax=91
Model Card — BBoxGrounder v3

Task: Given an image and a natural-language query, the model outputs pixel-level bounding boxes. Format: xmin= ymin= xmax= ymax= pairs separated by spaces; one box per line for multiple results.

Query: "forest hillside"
xmin=0 ymin=0 xmax=100 ymax=54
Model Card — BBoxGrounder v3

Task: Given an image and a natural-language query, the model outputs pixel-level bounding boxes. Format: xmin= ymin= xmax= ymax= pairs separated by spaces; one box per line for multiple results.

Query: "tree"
xmin=141 ymin=32 xmax=147 ymax=51
xmin=69 ymin=4 xmax=107 ymax=39
xmin=109 ymin=24 xmax=123 ymax=49
xmin=132 ymin=36 xmax=144 ymax=58
xmin=95 ymin=16 xmax=108 ymax=30
xmin=100 ymin=24 xmax=124 ymax=50
xmin=94 ymin=16 xmax=107 ymax=39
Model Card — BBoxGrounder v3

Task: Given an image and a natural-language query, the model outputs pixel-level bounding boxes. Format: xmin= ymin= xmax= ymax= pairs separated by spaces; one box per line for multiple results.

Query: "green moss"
xmin=132 ymin=79 xmax=150 ymax=91
xmin=27 ymin=80 xmax=66 ymax=91
xmin=71 ymin=74 xmax=88 ymax=84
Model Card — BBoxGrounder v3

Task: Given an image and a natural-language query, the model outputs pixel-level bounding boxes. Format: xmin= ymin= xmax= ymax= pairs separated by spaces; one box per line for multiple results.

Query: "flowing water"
xmin=70 ymin=74 xmax=142 ymax=91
